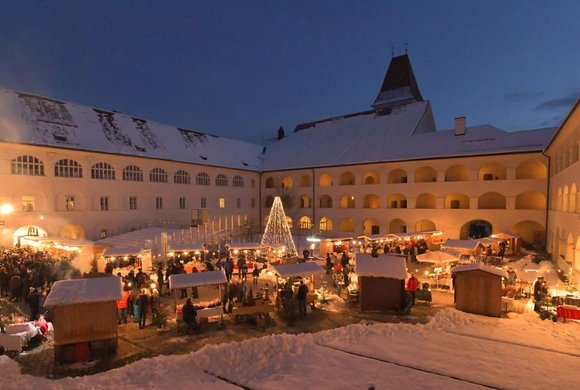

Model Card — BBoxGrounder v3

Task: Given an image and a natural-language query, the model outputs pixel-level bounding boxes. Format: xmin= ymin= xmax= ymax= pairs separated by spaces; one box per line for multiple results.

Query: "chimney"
xmin=454 ymin=116 xmax=466 ymax=136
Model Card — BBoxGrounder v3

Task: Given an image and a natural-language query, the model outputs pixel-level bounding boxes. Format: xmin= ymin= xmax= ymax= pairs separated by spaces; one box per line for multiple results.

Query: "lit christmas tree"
xmin=261 ymin=196 xmax=298 ymax=258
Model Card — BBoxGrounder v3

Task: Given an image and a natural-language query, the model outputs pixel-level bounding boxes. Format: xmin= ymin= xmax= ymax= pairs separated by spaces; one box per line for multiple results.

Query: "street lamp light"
xmin=0 ymin=203 xmax=14 ymax=215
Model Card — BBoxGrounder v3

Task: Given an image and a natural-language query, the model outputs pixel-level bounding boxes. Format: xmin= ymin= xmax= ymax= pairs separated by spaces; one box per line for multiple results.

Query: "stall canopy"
xmin=451 ymin=263 xmax=508 ymax=278
xmin=168 ymin=271 xmax=227 ymax=289
xmin=355 ymin=254 xmax=407 ymax=280
xmin=442 ymin=239 xmax=485 ymax=252
xmin=169 ymin=243 xmax=204 ymax=252
xmin=103 ymin=246 xmax=141 ymax=257
xmin=271 ymin=262 xmax=325 ymax=278
xmin=227 ymin=242 xmax=265 ymax=251
xmin=45 ymin=276 xmax=123 ymax=306
xmin=416 ymin=249 xmax=462 ymax=264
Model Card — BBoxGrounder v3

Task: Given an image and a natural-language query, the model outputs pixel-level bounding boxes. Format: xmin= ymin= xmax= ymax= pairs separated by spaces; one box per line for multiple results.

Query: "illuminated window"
xmin=11 ymin=155 xmax=44 ymax=176
xmin=22 ymin=196 xmax=35 ymax=212
xmin=100 ymin=229 xmax=108 ymax=239
xmin=91 ymin=162 xmax=115 ymax=180
xmin=65 ymin=195 xmax=75 ymax=211
xmin=55 ymin=159 xmax=82 ymax=178
xmin=219 ymin=198 xmax=225 ymax=209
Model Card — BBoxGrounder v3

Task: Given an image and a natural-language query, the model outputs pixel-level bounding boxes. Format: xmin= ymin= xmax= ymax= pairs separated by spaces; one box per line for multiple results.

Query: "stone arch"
xmin=362 ymin=218 xmax=380 ymax=235
xmin=478 ymin=192 xmax=506 ymax=209
xmin=388 ymin=169 xmax=408 ymax=184
xmin=300 ymin=195 xmax=311 ymax=209
xmin=565 ymin=232 xmax=574 ymax=265
xmin=415 ymin=166 xmax=437 ymax=183
xmin=445 ymin=164 xmax=469 ymax=182
xmin=513 ymin=221 xmax=545 ymax=245
xmin=416 ymin=193 xmax=436 ymax=209
xmin=479 ymin=162 xmax=506 ymax=181
xmin=299 ymin=175 xmax=312 ymax=187
xmin=319 ymin=217 xmax=333 ymax=231
xmin=319 ymin=194 xmax=333 ymax=208
xmin=389 ymin=219 xmax=407 ymax=234
xmin=444 ymin=193 xmax=469 ymax=209
xmin=12 ymin=225 xmax=48 ymax=246
xmin=362 ymin=170 xmax=380 ymax=185
xmin=563 ymin=186 xmax=569 ymax=212
xmin=516 ymin=160 xmax=547 ymax=179
xmin=363 ymin=194 xmax=380 ymax=208
xmin=515 ymin=191 xmax=546 ymax=210
xmin=338 ymin=218 xmax=355 ymax=233
xmin=281 ymin=176 xmax=293 ymax=189
xmin=571 ymin=183 xmax=578 ymax=213
xmin=265 ymin=177 xmax=275 ymax=188
xmin=339 ymin=171 xmax=355 ymax=186
xmin=318 ymin=173 xmax=332 ymax=187
xmin=387 ymin=193 xmax=407 ymax=209
xmin=339 ymin=194 xmax=355 ymax=208
xmin=556 ymin=187 xmax=563 ymax=211
xmin=415 ymin=219 xmax=436 ymax=232
xmin=460 ymin=219 xmax=492 ymax=239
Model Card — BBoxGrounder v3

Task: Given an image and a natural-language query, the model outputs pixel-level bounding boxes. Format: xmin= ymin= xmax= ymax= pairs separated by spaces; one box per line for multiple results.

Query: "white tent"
xmin=271 ymin=262 xmax=325 ymax=278
xmin=416 ymin=249 xmax=462 ymax=264
xmin=168 ymin=271 xmax=227 ymax=289
xmin=103 ymin=246 xmax=141 ymax=257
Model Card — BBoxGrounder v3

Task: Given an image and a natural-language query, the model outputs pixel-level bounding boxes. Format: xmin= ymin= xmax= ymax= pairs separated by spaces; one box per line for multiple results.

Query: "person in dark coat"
xmin=137 ymin=288 xmax=150 ymax=329
xmin=224 ymin=258 xmax=234 ymax=282
xmin=252 ymin=266 xmax=260 ymax=286
xmin=9 ymin=273 xmax=22 ymax=302
xmin=27 ymin=287 xmax=40 ymax=321
xmin=156 ymin=267 xmax=164 ymax=295
xmin=325 ymin=253 xmax=333 ymax=275
xmin=297 ymin=280 xmax=309 ymax=317
xmin=182 ymin=298 xmax=198 ymax=329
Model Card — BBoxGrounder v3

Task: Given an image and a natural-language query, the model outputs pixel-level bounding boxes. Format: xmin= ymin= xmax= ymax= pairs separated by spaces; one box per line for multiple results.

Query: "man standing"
xmin=406 ymin=274 xmax=419 ymax=307
xmin=297 ymin=280 xmax=309 ymax=317
xmin=137 ymin=288 xmax=150 ymax=329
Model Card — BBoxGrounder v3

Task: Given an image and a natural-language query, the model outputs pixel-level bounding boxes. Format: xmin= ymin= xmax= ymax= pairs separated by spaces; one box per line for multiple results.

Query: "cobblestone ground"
xmin=9 ymin=289 xmax=455 ymax=379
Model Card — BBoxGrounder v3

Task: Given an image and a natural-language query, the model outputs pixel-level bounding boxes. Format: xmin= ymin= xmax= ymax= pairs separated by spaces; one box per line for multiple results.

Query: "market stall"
xmin=355 ymin=253 xmax=407 ymax=312
xmin=271 ymin=262 xmax=325 ymax=307
xmin=319 ymin=237 xmax=353 ymax=257
xmin=168 ymin=271 xmax=228 ymax=326
xmin=451 ymin=263 xmax=507 ymax=317
xmin=417 ymin=249 xmax=463 ymax=289
xmin=45 ymin=276 xmax=122 ymax=363
xmin=442 ymin=239 xmax=485 ymax=257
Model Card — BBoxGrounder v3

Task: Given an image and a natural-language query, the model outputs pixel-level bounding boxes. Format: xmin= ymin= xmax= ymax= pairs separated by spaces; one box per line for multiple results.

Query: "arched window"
xmin=415 ymin=166 xmax=437 ymax=183
xmin=123 ymin=165 xmax=143 ymax=181
xmin=339 ymin=172 xmax=355 ymax=185
xmin=318 ymin=173 xmax=332 ymax=187
xmin=233 ymin=175 xmax=244 ymax=187
xmin=281 ymin=176 xmax=293 ymax=188
xmin=55 ymin=159 xmax=82 ymax=178
xmin=265 ymin=177 xmax=275 ymax=188
xmin=150 ymin=168 xmax=168 ymax=183
xmin=388 ymin=169 xmax=407 ymax=183
xmin=416 ymin=193 xmax=436 ymax=209
xmin=362 ymin=171 xmax=380 ymax=185
xmin=319 ymin=195 xmax=333 ymax=208
xmin=299 ymin=175 xmax=312 ymax=187
xmin=215 ymin=174 xmax=228 ymax=187
xmin=174 ymin=170 xmax=191 ymax=184
xmin=363 ymin=194 xmax=380 ymax=208
xmin=91 ymin=162 xmax=115 ymax=180
xmin=444 ymin=165 xmax=469 ymax=182
xmin=339 ymin=194 xmax=355 ymax=208
xmin=196 ymin=172 xmax=210 ymax=185
xmin=319 ymin=217 xmax=333 ymax=231
xmin=479 ymin=163 xmax=506 ymax=181
xmin=516 ymin=161 xmax=547 ymax=179
xmin=11 ymin=155 xmax=44 ymax=176
xmin=299 ymin=216 xmax=312 ymax=230
xmin=478 ymin=192 xmax=506 ymax=209
xmin=300 ymin=195 xmax=312 ymax=208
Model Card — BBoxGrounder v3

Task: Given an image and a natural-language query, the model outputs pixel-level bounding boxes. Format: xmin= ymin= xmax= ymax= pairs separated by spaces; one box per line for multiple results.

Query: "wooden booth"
xmin=45 ymin=276 xmax=122 ymax=363
xmin=442 ymin=239 xmax=485 ymax=257
xmin=355 ymin=254 xmax=407 ymax=312
xmin=451 ymin=263 xmax=508 ymax=317
xmin=271 ymin=262 xmax=325 ymax=307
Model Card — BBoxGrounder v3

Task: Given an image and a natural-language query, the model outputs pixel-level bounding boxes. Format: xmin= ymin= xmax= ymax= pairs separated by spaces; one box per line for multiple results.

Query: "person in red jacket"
xmin=406 ymin=274 xmax=420 ymax=307
xmin=117 ymin=288 xmax=130 ymax=325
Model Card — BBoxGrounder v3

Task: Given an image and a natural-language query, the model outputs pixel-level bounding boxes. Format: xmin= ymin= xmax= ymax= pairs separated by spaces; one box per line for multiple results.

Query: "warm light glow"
xmin=307 ymin=236 xmax=321 ymax=243
xmin=194 ymin=251 xmax=200 ymax=255
xmin=124 ymin=256 xmax=129 ymax=260
xmin=0 ymin=203 xmax=14 ymax=215
xmin=168 ymin=252 xmax=175 ymax=257
xmin=40 ymin=215 xmax=45 ymax=220
xmin=183 ymin=251 xmax=189 ymax=255
xmin=234 ymin=249 xmax=239 ymax=254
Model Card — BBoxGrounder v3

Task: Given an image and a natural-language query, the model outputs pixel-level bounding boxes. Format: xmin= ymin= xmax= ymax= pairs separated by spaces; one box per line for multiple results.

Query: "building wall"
xmin=262 ymin=152 xmax=548 ymax=243
xmin=0 ymin=143 xmax=261 ymax=245
xmin=545 ymin=102 xmax=580 ymax=274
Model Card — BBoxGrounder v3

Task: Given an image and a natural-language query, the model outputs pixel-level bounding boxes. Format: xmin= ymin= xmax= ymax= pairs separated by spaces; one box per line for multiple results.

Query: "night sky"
xmin=0 ymin=1 xmax=579 ymax=144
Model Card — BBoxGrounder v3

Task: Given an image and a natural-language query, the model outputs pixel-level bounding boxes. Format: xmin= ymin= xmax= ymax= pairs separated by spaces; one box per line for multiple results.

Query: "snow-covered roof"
xmin=226 ymin=242 xmax=265 ymax=251
xmin=45 ymin=276 xmax=122 ymax=306
xmin=271 ymin=262 xmax=325 ymax=278
xmin=451 ymin=263 xmax=508 ymax=278
xmin=168 ymin=271 xmax=227 ymax=289
xmin=416 ymin=249 xmax=462 ymax=264
xmin=169 ymin=243 xmax=205 ymax=252
xmin=0 ymin=87 xmax=262 ymax=170
xmin=103 ymin=247 xmax=141 ymax=257
xmin=442 ymin=239 xmax=485 ymax=251
xmin=96 ymin=227 xmax=179 ymax=249
xmin=260 ymin=100 xmax=554 ymax=171
xmin=355 ymin=254 xmax=407 ymax=279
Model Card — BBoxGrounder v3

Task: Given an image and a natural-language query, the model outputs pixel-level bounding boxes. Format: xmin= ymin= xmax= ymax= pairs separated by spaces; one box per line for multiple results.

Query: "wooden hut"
xmin=355 ymin=254 xmax=407 ymax=312
xmin=45 ymin=276 xmax=122 ymax=362
xmin=451 ymin=263 xmax=508 ymax=317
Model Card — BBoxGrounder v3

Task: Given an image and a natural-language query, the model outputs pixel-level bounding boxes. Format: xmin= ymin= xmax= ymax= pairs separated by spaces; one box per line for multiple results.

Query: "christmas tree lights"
xmin=261 ymin=196 xmax=298 ymax=258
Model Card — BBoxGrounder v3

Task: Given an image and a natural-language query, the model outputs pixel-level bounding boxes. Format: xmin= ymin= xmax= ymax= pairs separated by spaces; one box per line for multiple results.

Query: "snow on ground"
xmin=2 ymin=309 xmax=578 ymax=389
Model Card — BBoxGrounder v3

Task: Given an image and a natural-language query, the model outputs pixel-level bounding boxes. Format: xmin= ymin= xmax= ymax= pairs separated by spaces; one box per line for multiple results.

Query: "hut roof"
xmin=451 ymin=263 xmax=508 ymax=278
xmin=355 ymin=254 xmax=407 ymax=280
xmin=443 ymin=239 xmax=485 ymax=251
xmin=271 ymin=262 xmax=325 ymax=278
xmin=103 ymin=246 xmax=141 ymax=257
xmin=45 ymin=276 xmax=122 ymax=306
xmin=168 ymin=271 xmax=227 ymax=289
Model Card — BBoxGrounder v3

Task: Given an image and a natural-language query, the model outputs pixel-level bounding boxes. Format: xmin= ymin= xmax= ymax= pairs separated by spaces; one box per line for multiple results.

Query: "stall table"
xmin=557 ymin=305 xmax=580 ymax=322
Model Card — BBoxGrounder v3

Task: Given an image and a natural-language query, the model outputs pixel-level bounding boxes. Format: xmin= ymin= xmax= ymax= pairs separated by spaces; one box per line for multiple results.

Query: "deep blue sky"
xmin=0 ymin=1 xmax=579 ymax=144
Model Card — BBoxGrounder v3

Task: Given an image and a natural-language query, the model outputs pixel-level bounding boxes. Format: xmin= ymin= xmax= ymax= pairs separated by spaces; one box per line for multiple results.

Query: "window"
xmin=155 ymin=196 xmax=163 ymax=209
xmin=129 ymin=196 xmax=137 ymax=210
xmin=100 ymin=229 xmax=108 ymax=239
xmin=200 ymin=197 xmax=207 ymax=209
xmin=219 ymin=197 xmax=225 ymax=209
xmin=123 ymin=166 xmax=143 ymax=182
xmin=55 ymin=159 xmax=82 ymax=178
xmin=215 ymin=174 xmax=228 ymax=187
xmin=65 ymin=195 xmax=75 ymax=211
xmin=450 ymin=200 xmax=460 ymax=209
xmin=11 ymin=155 xmax=44 ymax=176
xmin=179 ymin=197 xmax=186 ymax=209
xmin=174 ymin=170 xmax=190 ymax=184
xmin=483 ymin=173 xmax=494 ymax=181
xmin=400 ymin=200 xmax=407 ymax=208
xmin=100 ymin=196 xmax=109 ymax=211
xmin=91 ymin=162 xmax=115 ymax=180
xmin=251 ymin=198 xmax=256 ymax=208
xmin=150 ymin=168 xmax=168 ymax=183
xmin=22 ymin=196 xmax=35 ymax=212
xmin=196 ymin=172 xmax=210 ymax=186
xmin=236 ymin=198 xmax=241 ymax=208
xmin=233 ymin=175 xmax=244 ymax=187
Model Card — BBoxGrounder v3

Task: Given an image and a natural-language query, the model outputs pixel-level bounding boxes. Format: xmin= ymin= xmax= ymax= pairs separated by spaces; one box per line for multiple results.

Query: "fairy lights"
xmin=260 ymin=196 xmax=297 ymax=257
